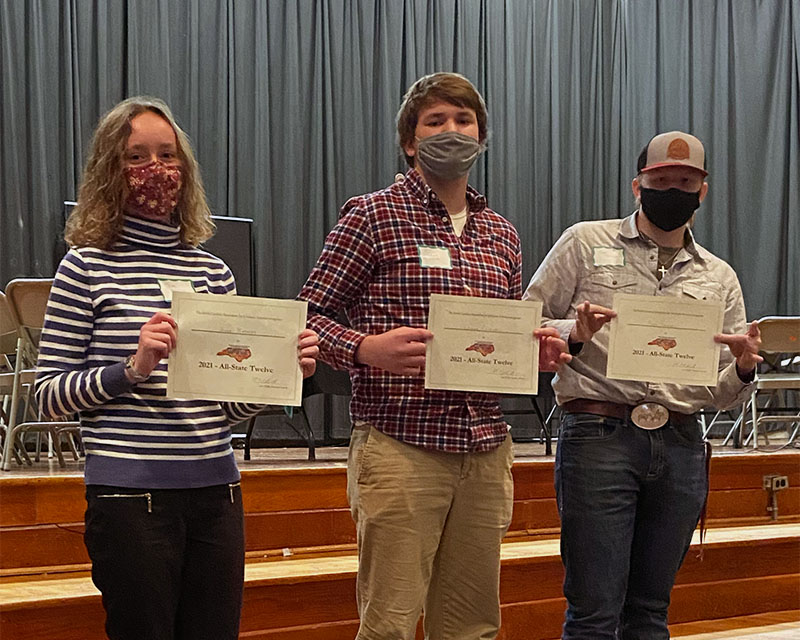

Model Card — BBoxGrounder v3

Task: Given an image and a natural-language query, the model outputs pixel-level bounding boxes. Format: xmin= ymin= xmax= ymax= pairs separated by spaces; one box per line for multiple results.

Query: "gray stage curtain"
xmin=1 ymin=0 xmax=798 ymax=318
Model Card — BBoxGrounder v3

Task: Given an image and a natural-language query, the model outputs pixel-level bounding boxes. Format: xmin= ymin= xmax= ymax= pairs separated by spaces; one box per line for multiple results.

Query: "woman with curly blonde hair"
xmin=36 ymin=97 xmax=319 ymax=639
xmin=65 ymin=96 xmax=214 ymax=248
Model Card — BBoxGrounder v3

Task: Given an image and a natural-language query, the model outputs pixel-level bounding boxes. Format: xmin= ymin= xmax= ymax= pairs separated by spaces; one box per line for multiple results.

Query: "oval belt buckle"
xmin=630 ymin=403 xmax=669 ymax=430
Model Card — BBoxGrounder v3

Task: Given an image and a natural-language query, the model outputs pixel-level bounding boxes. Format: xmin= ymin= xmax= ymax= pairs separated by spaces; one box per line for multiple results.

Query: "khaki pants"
xmin=347 ymin=424 xmax=514 ymax=640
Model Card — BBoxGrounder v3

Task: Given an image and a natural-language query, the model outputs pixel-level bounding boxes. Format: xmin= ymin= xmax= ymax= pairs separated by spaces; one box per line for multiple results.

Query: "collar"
xmin=400 ymin=168 xmax=487 ymax=214
xmin=116 ymin=215 xmax=182 ymax=249
xmin=618 ymin=211 xmax=704 ymax=262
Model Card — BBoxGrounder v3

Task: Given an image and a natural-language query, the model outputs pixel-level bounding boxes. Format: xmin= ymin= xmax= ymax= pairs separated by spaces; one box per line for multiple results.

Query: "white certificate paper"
xmin=425 ymin=294 xmax=542 ymax=394
xmin=167 ymin=292 xmax=307 ymax=405
xmin=606 ymin=293 xmax=724 ymax=386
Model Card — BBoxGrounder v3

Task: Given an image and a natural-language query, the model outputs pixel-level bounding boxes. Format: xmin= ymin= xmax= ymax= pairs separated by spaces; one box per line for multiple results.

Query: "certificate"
xmin=425 ymin=294 xmax=542 ymax=394
xmin=167 ymin=292 xmax=307 ymax=405
xmin=606 ymin=293 xmax=724 ymax=386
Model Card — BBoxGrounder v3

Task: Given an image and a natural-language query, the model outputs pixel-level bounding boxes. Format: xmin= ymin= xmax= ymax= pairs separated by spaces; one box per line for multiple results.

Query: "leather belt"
xmin=562 ymin=399 xmax=697 ymax=428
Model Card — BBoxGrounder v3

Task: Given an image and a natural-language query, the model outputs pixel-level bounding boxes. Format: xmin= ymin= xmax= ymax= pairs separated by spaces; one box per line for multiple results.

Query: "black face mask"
xmin=640 ymin=187 xmax=701 ymax=231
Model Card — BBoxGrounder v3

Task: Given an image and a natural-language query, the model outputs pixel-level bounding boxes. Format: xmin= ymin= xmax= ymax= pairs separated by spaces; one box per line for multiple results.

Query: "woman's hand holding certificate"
xmin=167 ymin=292 xmax=308 ymax=405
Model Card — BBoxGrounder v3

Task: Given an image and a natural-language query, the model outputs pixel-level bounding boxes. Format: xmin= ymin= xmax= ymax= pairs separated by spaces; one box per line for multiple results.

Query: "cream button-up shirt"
xmin=523 ymin=212 xmax=753 ymax=413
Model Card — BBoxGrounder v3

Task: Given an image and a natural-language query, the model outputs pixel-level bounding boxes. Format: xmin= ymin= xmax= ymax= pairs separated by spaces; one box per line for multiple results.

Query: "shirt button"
xmin=650 ymin=255 xmax=656 ymax=261
xmin=441 ymin=216 xmax=448 ymax=222
xmin=649 ymin=390 xmax=655 ymax=395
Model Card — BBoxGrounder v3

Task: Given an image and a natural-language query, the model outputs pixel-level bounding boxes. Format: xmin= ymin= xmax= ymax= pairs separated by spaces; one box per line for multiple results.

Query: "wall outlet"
xmin=763 ymin=474 xmax=789 ymax=491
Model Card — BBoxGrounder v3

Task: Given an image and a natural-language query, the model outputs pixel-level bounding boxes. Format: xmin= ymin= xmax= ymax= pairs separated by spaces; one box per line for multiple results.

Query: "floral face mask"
xmin=123 ymin=161 xmax=182 ymax=220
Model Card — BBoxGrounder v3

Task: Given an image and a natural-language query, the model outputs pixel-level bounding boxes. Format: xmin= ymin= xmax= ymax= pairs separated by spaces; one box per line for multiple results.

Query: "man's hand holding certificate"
xmin=167 ymin=292 xmax=308 ymax=405
xmin=425 ymin=294 xmax=542 ymax=394
xmin=606 ymin=293 xmax=724 ymax=386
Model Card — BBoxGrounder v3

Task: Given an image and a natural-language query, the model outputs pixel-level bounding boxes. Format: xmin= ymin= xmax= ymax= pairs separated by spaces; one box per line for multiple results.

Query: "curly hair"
xmin=396 ymin=72 xmax=488 ymax=168
xmin=65 ymin=96 xmax=215 ymax=249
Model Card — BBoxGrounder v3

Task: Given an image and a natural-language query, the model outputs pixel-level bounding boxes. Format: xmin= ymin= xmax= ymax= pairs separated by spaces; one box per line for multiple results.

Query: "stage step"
xmin=0 ymin=524 xmax=798 ymax=640
xmin=671 ymin=610 xmax=800 ymax=638
xmin=1 ymin=452 xmax=798 ymax=577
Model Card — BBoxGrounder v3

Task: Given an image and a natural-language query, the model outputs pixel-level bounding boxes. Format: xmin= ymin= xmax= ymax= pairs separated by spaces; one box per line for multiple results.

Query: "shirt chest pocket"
xmin=377 ymin=243 xmax=447 ymax=300
xmin=682 ymin=282 xmax=722 ymax=302
xmin=459 ymin=238 xmax=514 ymax=298
xmin=380 ymin=242 xmax=449 ymax=270
xmin=585 ymin=272 xmax=639 ymax=305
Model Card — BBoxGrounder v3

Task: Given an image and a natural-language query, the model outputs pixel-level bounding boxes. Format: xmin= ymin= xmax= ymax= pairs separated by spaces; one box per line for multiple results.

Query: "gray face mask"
xmin=415 ymin=131 xmax=485 ymax=181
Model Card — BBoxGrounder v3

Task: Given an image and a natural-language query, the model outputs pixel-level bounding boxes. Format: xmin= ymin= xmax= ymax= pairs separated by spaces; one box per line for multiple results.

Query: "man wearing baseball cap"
xmin=523 ymin=131 xmax=762 ymax=638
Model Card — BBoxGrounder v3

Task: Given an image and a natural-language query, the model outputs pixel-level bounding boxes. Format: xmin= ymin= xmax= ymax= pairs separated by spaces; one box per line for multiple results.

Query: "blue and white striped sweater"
xmin=35 ymin=216 xmax=261 ymax=488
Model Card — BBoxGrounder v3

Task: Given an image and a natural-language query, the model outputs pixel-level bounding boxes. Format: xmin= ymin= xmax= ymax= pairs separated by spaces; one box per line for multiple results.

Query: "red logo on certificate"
xmin=216 ymin=346 xmax=253 ymax=362
xmin=647 ymin=337 xmax=677 ymax=351
xmin=466 ymin=342 xmax=495 ymax=357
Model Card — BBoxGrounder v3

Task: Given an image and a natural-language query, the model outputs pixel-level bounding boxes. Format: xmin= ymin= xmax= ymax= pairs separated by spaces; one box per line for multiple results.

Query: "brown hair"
xmin=65 ymin=96 xmax=214 ymax=249
xmin=396 ymin=72 xmax=488 ymax=167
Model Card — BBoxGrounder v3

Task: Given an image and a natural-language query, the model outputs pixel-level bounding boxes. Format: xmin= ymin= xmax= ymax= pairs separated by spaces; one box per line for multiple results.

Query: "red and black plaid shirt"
xmin=298 ymin=169 xmax=522 ymax=452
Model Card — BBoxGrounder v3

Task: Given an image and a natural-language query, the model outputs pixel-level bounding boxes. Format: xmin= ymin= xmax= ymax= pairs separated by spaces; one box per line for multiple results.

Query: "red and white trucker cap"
xmin=637 ymin=131 xmax=707 ymax=176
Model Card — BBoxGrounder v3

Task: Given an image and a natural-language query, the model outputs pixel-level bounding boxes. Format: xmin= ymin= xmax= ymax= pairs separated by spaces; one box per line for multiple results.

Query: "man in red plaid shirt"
xmin=299 ymin=72 xmax=569 ymax=639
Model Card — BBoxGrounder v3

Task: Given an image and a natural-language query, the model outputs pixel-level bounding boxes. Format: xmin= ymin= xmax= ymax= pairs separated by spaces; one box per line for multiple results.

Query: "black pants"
xmin=84 ymin=483 xmax=245 ymax=640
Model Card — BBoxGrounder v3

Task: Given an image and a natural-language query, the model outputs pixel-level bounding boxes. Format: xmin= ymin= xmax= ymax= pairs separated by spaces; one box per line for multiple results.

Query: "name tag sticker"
xmin=592 ymin=247 xmax=625 ymax=267
xmin=418 ymin=245 xmax=453 ymax=270
xmin=158 ymin=279 xmax=195 ymax=302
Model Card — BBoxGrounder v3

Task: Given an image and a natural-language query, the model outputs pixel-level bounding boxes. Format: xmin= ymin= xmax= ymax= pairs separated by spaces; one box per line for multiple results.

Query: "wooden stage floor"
xmin=0 ymin=440 xmax=798 ymax=640
xmin=3 ymin=438 xmax=798 ymax=478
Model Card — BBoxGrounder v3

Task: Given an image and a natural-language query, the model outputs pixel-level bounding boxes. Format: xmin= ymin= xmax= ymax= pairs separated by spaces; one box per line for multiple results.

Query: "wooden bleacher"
xmin=0 ymin=451 xmax=798 ymax=639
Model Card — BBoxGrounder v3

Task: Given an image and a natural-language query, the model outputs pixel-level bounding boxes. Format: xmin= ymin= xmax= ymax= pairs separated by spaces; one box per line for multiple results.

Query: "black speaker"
xmin=204 ymin=216 xmax=255 ymax=296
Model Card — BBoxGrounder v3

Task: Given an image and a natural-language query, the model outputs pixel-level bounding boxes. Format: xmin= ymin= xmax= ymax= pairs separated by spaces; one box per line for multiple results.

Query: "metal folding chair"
xmin=0 ymin=292 xmax=31 ymax=467
xmin=735 ymin=317 xmax=800 ymax=451
xmin=1 ymin=279 xmax=81 ymax=470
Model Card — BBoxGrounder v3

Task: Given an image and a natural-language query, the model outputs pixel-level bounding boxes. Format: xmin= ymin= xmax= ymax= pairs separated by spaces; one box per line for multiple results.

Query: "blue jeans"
xmin=555 ymin=412 xmax=708 ymax=640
